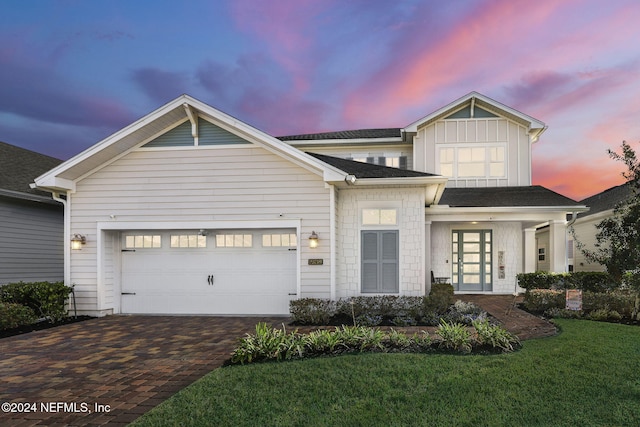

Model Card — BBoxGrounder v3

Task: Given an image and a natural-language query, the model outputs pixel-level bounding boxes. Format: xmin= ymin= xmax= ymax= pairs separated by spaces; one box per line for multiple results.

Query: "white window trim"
xmin=436 ymin=143 xmax=508 ymax=179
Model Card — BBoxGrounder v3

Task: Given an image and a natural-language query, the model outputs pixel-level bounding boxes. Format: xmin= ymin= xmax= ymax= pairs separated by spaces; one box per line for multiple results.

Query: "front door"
xmin=452 ymin=230 xmax=492 ymax=292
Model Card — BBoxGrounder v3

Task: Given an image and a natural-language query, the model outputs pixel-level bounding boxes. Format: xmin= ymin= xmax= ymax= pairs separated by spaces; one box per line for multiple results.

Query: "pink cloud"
xmin=342 ymin=0 xmax=568 ymax=126
xmin=229 ymin=0 xmax=331 ymax=93
xmin=533 ymin=157 xmax=627 ymax=201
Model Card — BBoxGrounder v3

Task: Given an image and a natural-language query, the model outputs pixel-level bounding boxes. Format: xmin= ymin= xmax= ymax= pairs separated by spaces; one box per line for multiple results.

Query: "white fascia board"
xmin=427 ymin=205 xmax=588 ymax=222
xmin=286 ymin=137 xmax=404 ymax=147
xmin=404 ymin=91 xmax=546 ymax=134
xmin=328 ymin=176 xmax=448 ymax=188
xmin=32 ymin=175 xmax=76 ymax=192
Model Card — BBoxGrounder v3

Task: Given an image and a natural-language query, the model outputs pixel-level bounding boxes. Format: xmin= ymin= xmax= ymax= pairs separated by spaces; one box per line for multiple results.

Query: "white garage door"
xmin=120 ymin=229 xmax=297 ymax=315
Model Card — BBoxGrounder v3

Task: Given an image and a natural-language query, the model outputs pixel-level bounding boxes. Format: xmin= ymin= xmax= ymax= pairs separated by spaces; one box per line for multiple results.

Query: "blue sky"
xmin=2 ymin=0 xmax=640 ymax=199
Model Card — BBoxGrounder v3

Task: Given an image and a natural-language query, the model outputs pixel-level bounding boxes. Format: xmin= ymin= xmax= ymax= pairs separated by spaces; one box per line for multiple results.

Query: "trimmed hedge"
xmin=517 ymin=272 xmax=620 ymax=292
xmin=522 ymin=288 xmax=637 ymax=319
xmin=0 ymin=302 xmax=38 ymax=330
xmin=290 ymin=283 xmax=456 ymax=326
xmin=0 ymin=281 xmax=72 ymax=322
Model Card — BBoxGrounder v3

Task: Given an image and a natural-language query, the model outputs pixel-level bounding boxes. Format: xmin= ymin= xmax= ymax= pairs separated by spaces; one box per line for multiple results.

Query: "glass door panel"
xmin=452 ymin=230 xmax=492 ymax=291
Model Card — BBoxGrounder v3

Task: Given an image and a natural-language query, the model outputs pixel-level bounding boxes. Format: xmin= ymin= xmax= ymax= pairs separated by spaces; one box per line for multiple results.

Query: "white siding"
xmin=571 ymin=216 xmax=608 ymax=272
xmin=69 ymin=146 xmax=332 ymax=314
xmin=0 ymin=198 xmax=63 ymax=284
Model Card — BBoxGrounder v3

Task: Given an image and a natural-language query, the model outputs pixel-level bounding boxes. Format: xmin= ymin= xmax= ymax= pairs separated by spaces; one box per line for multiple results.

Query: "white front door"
xmin=120 ymin=230 xmax=297 ymax=315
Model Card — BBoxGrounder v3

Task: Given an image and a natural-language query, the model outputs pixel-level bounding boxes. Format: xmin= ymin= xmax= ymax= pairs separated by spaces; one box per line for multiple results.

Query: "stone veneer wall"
xmin=335 ymin=186 xmax=426 ymax=298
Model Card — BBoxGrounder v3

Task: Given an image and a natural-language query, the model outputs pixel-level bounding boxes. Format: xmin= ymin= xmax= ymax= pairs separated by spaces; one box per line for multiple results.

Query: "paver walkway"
xmin=0 ymin=296 xmax=554 ymax=426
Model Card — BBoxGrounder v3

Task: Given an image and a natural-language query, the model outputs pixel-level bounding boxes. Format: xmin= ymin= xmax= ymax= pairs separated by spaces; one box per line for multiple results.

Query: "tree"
xmin=574 ymin=141 xmax=640 ymax=281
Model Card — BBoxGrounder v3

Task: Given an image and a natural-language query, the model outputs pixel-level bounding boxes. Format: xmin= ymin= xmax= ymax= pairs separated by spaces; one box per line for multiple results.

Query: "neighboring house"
xmin=568 ymin=182 xmax=634 ymax=272
xmin=0 ymin=142 xmax=64 ymax=284
xmin=33 ymin=92 xmax=587 ymax=316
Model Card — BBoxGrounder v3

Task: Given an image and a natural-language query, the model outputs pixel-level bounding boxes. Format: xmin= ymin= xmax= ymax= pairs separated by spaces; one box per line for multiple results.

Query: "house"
xmin=0 ymin=142 xmax=64 ymax=284
xmin=568 ymin=182 xmax=634 ymax=272
xmin=33 ymin=92 xmax=587 ymax=316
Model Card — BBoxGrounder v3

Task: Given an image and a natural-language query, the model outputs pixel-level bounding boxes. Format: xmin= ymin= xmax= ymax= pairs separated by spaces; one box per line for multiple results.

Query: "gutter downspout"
xmin=52 ymin=192 xmax=70 ymax=286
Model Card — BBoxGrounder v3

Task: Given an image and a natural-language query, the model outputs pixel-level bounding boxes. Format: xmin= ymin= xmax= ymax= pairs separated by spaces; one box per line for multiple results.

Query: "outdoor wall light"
xmin=308 ymin=231 xmax=319 ymax=248
xmin=71 ymin=234 xmax=86 ymax=250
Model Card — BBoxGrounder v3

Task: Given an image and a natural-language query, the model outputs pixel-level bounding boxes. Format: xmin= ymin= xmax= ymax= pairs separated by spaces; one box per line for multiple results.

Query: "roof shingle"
xmin=0 ymin=142 xmax=63 ymax=197
xmin=306 ymin=152 xmax=438 ymax=179
xmin=439 ymin=186 xmax=583 ymax=207
xmin=278 ymin=128 xmax=402 ymax=141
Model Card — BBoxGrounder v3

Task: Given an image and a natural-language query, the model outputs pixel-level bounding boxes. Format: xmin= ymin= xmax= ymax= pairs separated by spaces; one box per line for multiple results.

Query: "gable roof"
xmin=404 ymin=92 xmax=547 ymax=142
xmin=439 ymin=186 xmax=584 ymax=208
xmin=33 ymin=95 xmax=349 ymax=192
xmin=0 ymin=142 xmax=63 ymax=201
xmin=578 ymin=182 xmax=635 ymax=218
xmin=306 ymin=152 xmax=438 ymax=179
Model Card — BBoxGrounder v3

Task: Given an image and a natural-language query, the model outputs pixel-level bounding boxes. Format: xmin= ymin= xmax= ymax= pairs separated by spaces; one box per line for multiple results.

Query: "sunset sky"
xmin=1 ymin=0 xmax=639 ymax=200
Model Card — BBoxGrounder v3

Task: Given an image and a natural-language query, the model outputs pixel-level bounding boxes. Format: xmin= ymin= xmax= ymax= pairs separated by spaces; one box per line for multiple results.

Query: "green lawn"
xmin=132 ymin=319 xmax=640 ymax=427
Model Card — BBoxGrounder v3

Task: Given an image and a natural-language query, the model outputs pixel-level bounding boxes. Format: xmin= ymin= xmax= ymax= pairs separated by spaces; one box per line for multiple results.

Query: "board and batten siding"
xmin=413 ymin=117 xmax=531 ymax=187
xmin=68 ymin=146 xmax=332 ymax=315
xmin=0 ymin=198 xmax=63 ymax=284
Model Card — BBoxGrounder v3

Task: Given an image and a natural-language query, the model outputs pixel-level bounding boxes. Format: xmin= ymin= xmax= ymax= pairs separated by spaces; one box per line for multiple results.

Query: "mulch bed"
xmin=0 ymin=316 xmax=94 ymax=339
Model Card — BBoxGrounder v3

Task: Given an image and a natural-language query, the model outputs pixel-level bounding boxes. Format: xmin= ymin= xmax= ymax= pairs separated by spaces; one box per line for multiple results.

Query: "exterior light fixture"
xmin=308 ymin=231 xmax=319 ymax=248
xmin=71 ymin=234 xmax=86 ymax=250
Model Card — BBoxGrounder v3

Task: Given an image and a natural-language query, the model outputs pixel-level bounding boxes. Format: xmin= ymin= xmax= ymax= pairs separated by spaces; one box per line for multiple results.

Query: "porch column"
xmin=425 ymin=221 xmax=432 ymax=295
xmin=549 ymin=220 xmax=567 ymax=273
xmin=523 ymin=227 xmax=536 ymax=273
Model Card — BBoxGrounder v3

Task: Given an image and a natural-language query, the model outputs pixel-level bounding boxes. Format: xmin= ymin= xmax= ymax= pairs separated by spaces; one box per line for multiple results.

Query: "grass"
xmin=131 ymin=319 xmax=640 ymax=427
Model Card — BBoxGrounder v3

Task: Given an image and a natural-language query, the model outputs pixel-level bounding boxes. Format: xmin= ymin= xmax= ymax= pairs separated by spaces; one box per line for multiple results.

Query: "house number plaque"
xmin=308 ymin=259 xmax=323 ymax=265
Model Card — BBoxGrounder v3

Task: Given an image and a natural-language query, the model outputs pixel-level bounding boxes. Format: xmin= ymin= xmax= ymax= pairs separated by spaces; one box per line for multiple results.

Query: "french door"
xmin=452 ymin=230 xmax=492 ymax=291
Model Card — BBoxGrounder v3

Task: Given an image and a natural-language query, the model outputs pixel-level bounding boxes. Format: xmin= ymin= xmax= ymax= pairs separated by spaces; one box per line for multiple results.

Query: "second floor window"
xmin=438 ymin=146 xmax=505 ymax=178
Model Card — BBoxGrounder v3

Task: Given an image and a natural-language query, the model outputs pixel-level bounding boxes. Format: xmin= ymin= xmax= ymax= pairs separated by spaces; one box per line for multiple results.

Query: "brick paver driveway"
xmin=0 ymin=315 xmax=285 ymax=426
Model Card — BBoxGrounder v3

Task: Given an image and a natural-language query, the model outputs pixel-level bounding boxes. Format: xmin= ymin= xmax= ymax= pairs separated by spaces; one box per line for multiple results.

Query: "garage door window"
xmin=170 ymin=235 xmax=207 ymax=248
xmin=216 ymin=234 xmax=252 ymax=247
xmin=125 ymin=235 xmax=162 ymax=249
xmin=263 ymin=233 xmax=297 ymax=247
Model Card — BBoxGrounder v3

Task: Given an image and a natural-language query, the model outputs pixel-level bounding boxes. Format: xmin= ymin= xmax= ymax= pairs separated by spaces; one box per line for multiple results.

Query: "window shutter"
xmin=361 ymin=231 xmax=379 ymax=292
xmin=399 ymin=156 xmax=408 ymax=170
xmin=378 ymin=156 xmax=386 ymax=166
xmin=361 ymin=230 xmax=399 ymax=293
xmin=366 ymin=156 xmax=375 ymax=164
xmin=381 ymin=231 xmax=399 ymax=292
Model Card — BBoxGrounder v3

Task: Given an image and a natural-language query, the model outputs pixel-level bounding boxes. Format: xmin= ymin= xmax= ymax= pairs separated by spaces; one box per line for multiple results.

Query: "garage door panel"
xmin=121 ymin=229 xmax=297 ymax=315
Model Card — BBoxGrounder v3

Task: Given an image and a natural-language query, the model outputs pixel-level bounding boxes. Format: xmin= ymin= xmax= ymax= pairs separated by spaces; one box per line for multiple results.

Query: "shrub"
xmin=290 ymin=298 xmax=336 ymax=325
xmin=565 ymin=272 xmax=619 ymax=292
xmin=436 ymin=320 xmax=472 ymax=354
xmin=443 ymin=300 xmax=488 ymax=325
xmin=425 ymin=282 xmax=454 ymax=314
xmin=543 ymin=308 xmax=583 ymax=319
xmin=0 ymin=281 xmax=72 ymax=322
xmin=517 ymin=272 xmax=620 ymax=292
xmin=588 ymin=308 xmax=622 ymax=321
xmin=0 ymin=302 xmax=38 ymax=330
xmin=522 ymin=289 xmax=565 ymax=313
xmin=472 ymin=319 xmax=520 ymax=352
xmin=517 ymin=272 xmax=563 ymax=290
xmin=582 ymin=290 xmax=635 ymax=318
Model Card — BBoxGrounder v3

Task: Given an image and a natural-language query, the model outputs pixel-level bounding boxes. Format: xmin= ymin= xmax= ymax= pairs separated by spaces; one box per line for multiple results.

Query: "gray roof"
xmin=439 ymin=186 xmax=582 ymax=208
xmin=278 ymin=128 xmax=402 ymax=141
xmin=306 ymin=152 xmax=438 ymax=179
xmin=0 ymin=142 xmax=63 ymax=198
xmin=578 ymin=182 xmax=635 ymax=217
